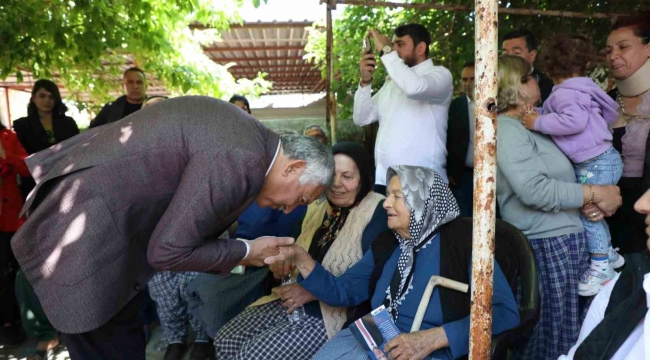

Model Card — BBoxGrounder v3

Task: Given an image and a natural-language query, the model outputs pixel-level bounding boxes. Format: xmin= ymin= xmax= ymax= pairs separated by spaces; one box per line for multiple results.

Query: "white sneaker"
xmin=608 ymin=247 xmax=625 ymax=269
xmin=578 ymin=265 xmax=616 ymax=296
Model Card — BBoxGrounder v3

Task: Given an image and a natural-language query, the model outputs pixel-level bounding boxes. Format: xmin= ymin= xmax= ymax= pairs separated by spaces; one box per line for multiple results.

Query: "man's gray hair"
xmin=280 ymin=134 xmax=334 ymax=186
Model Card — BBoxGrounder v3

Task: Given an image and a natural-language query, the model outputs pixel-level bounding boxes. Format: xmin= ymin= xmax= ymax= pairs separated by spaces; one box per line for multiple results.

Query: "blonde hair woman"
xmin=494 ymin=55 xmax=622 ymax=360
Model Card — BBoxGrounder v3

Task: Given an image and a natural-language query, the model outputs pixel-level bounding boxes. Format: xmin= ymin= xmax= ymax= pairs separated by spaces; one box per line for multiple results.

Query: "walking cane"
xmin=411 ymin=276 xmax=469 ymax=332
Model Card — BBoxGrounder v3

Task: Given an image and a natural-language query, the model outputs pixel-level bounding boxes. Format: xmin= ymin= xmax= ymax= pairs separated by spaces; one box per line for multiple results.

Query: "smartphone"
xmin=363 ymin=37 xmax=372 ymax=55
xmin=363 ymin=38 xmax=375 ymax=68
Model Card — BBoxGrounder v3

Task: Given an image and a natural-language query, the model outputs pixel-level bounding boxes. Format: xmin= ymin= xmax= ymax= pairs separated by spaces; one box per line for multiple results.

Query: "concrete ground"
xmin=0 ymin=325 xmax=198 ymax=360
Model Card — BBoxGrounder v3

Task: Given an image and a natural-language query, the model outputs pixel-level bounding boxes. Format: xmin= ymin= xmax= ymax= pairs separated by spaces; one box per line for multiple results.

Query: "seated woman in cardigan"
xmin=213 ymin=141 xmax=388 ymax=360
xmin=268 ymin=166 xmax=520 ymax=360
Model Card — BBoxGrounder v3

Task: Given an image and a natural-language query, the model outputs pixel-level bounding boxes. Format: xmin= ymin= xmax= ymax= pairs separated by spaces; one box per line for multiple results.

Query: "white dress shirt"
xmin=239 ymin=141 xmax=281 ymax=259
xmin=353 ymin=51 xmax=453 ymax=185
xmin=559 ymin=273 xmax=649 ymax=360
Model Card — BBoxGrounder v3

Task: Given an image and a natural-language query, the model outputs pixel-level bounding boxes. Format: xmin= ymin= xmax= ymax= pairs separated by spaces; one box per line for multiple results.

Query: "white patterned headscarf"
xmin=384 ymin=166 xmax=461 ymax=321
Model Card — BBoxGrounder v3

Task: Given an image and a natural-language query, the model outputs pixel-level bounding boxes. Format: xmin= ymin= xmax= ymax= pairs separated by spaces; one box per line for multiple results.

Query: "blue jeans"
xmin=574 ymin=147 xmax=623 ymax=254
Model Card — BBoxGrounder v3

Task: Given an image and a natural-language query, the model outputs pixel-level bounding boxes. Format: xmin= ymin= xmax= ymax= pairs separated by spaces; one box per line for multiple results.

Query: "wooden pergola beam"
xmin=205 ymin=45 xmax=305 ymax=52
xmin=229 ymin=64 xmax=316 ymax=69
xmin=212 ymin=56 xmax=306 ymax=62
xmin=232 ymin=71 xmax=321 ymax=77
xmin=334 ymin=0 xmax=626 ymax=19
xmin=264 ymin=77 xmax=322 ymax=82
xmin=191 ymin=21 xmax=314 ymax=30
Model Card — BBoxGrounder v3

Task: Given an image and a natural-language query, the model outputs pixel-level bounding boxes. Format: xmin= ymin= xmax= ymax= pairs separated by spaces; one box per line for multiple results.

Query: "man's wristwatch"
xmin=381 ymin=45 xmax=392 ymax=55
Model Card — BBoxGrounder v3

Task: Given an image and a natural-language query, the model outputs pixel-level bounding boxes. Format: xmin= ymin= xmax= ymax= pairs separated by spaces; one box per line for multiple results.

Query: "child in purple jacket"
xmin=520 ymin=34 xmax=623 ymax=297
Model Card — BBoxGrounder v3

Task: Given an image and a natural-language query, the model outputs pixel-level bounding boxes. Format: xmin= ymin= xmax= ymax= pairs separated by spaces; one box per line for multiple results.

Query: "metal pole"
xmin=469 ymin=0 xmax=498 ymax=357
xmin=325 ymin=0 xmax=337 ymax=145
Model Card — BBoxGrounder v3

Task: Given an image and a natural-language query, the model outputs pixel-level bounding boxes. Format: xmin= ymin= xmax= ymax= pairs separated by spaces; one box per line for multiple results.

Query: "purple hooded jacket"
xmin=534 ymin=77 xmax=619 ymax=163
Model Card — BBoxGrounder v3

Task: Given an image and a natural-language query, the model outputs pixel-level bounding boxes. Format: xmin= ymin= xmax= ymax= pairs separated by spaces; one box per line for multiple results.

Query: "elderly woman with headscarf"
xmin=214 ymin=141 xmax=388 ymax=360
xmin=267 ymin=166 xmax=520 ymax=360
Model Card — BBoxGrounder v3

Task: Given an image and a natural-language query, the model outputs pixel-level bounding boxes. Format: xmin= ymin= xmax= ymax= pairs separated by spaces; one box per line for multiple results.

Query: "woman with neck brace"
xmin=588 ymin=12 xmax=650 ymax=255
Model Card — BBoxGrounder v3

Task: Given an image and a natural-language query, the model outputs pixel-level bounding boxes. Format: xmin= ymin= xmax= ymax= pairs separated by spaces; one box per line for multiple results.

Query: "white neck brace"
xmin=616 ymin=59 xmax=650 ymax=97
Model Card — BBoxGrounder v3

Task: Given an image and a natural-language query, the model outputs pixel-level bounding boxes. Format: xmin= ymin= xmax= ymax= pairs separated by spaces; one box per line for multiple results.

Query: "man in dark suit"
xmin=89 ymin=67 xmax=148 ymax=128
xmin=11 ymin=96 xmax=334 ymax=359
xmin=502 ymin=29 xmax=554 ymax=104
xmin=446 ymin=61 xmax=475 ymax=217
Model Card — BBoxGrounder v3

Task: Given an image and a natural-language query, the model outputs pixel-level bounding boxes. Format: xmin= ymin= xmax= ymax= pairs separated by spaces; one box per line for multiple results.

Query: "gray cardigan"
xmin=496 ymin=115 xmax=584 ymax=239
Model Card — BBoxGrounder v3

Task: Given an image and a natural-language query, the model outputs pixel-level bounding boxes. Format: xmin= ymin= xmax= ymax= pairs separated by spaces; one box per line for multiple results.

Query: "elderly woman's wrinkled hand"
xmin=264 ymin=244 xmax=317 ymax=279
xmin=269 ymin=260 xmax=295 ymax=279
xmin=280 ymin=283 xmax=316 ymax=314
xmin=581 ymin=204 xmax=606 ymax=222
xmin=384 ymin=328 xmax=445 ymax=360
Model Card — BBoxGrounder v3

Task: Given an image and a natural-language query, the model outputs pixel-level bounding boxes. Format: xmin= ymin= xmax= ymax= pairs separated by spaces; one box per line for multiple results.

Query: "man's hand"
xmin=269 ymin=260 xmax=295 ymax=279
xmin=384 ymin=327 xmax=447 ymax=360
xmin=240 ymin=236 xmax=294 ymax=267
xmin=368 ymin=29 xmax=391 ymax=53
xmin=359 ymin=50 xmax=376 ymax=86
xmin=280 ymin=283 xmax=316 ymax=314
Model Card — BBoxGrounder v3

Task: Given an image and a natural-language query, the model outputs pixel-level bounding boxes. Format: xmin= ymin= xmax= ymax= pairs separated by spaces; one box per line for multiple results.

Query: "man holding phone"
xmin=353 ymin=24 xmax=453 ymax=195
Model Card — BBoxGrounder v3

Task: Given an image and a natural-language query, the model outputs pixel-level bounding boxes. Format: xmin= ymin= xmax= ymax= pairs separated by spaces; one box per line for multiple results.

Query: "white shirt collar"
xmin=266 ymin=141 xmax=281 ymax=177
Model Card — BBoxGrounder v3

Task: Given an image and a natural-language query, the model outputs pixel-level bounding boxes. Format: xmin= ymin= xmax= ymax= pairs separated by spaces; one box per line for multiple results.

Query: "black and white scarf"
xmin=384 ymin=166 xmax=461 ymax=321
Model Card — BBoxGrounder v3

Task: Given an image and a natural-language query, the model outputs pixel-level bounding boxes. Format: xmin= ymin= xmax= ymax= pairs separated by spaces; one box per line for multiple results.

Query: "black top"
xmin=612 ymin=127 xmax=626 ymax=155
xmin=446 ymin=94 xmax=471 ymax=184
xmin=534 ymin=68 xmax=554 ymax=104
xmin=122 ymin=101 xmax=142 ymax=118
xmin=12 ymin=114 xmax=80 ymax=199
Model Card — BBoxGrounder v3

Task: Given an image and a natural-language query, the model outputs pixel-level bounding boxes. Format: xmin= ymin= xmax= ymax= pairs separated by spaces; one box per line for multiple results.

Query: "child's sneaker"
xmin=608 ymin=247 xmax=625 ymax=269
xmin=578 ymin=264 xmax=616 ymax=296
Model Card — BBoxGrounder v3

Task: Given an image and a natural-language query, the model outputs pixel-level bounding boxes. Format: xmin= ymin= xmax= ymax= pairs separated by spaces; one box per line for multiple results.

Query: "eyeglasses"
xmin=521 ymin=74 xmax=533 ymax=84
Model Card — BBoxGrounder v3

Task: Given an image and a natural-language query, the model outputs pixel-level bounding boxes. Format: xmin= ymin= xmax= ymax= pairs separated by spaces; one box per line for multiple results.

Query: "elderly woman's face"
xmin=633 ymin=189 xmax=650 ymax=251
xmin=521 ymin=74 xmax=541 ymax=107
xmin=383 ymin=175 xmax=411 ymax=239
xmin=606 ymin=27 xmax=650 ymax=80
xmin=328 ymin=154 xmax=361 ymax=208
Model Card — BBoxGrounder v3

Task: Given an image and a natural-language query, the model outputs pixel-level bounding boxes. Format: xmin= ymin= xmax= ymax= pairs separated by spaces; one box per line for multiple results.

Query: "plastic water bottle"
xmin=282 ymin=275 xmax=306 ymax=324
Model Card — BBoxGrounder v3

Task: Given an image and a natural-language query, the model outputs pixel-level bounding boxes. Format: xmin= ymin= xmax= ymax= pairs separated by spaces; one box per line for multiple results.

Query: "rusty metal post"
xmin=469 ymin=0 xmax=498 ymax=357
xmin=325 ymin=0 xmax=337 ymax=144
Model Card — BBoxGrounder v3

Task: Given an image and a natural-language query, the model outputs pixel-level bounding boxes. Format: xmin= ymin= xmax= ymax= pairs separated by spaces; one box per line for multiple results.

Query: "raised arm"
xmin=382 ymin=51 xmax=453 ymax=103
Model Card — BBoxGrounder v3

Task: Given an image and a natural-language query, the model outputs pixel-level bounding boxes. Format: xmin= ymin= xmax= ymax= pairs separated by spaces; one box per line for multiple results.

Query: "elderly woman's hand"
xmin=280 ymin=283 xmax=316 ymax=314
xmin=384 ymin=327 xmax=448 ymax=360
xmin=265 ymin=244 xmax=317 ymax=279
xmin=269 ymin=260 xmax=295 ymax=279
xmin=581 ymin=204 xmax=606 ymax=222
xmin=591 ymin=185 xmax=622 ymax=217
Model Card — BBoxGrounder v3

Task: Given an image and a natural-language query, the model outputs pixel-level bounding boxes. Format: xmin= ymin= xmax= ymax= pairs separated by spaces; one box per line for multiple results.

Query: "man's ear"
xmin=529 ymin=49 xmax=538 ymax=64
xmin=283 ymin=159 xmax=307 ymax=177
xmin=417 ymin=41 xmax=427 ymax=57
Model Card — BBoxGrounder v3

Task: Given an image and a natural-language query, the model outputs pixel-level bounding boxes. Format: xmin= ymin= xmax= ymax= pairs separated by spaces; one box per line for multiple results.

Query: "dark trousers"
xmin=451 ymin=167 xmax=474 ymax=218
xmin=0 ymin=232 xmax=21 ymax=326
xmin=62 ymin=292 xmax=146 ymax=360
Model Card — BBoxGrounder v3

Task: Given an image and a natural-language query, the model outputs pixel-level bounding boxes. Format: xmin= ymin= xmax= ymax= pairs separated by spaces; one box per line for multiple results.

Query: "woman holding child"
xmin=495 ymin=54 xmax=622 ymax=360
